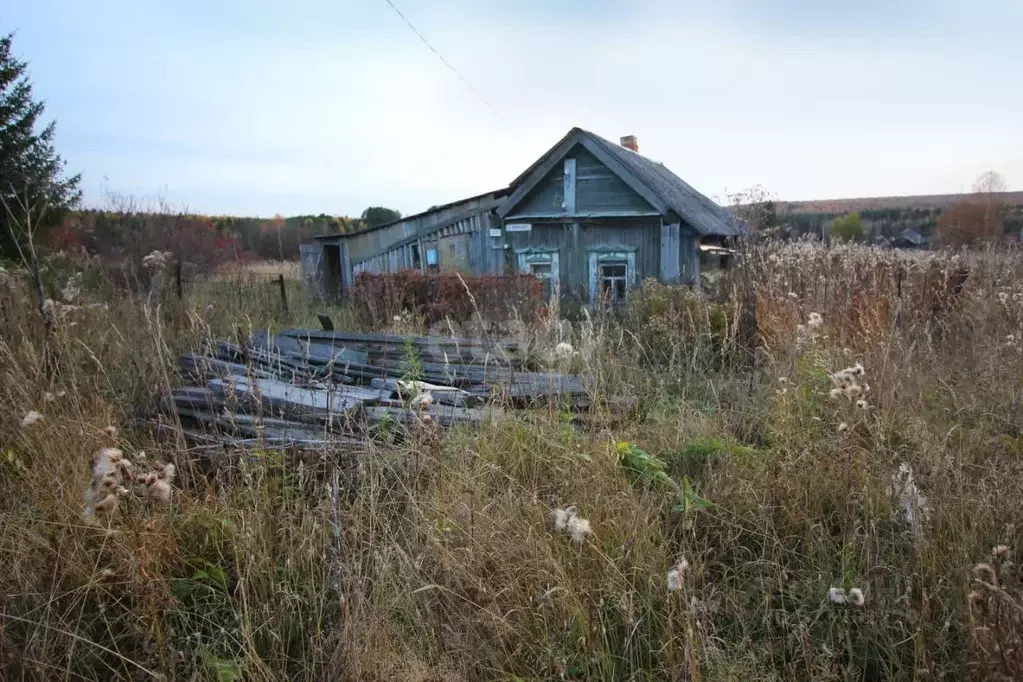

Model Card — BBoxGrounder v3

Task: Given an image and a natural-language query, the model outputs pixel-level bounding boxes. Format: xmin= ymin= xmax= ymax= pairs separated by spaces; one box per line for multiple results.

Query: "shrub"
xmin=350 ymin=270 xmax=544 ymax=328
xmin=624 ymin=278 xmax=732 ymax=368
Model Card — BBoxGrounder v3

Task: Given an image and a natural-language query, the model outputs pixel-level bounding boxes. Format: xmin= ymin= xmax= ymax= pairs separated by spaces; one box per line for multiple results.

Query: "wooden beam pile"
xmin=169 ymin=328 xmax=589 ymax=447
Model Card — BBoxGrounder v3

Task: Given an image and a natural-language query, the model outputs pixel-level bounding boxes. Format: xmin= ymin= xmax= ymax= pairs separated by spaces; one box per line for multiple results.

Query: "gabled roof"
xmin=500 ymin=127 xmax=746 ymax=237
xmin=897 ymin=228 xmax=928 ymax=246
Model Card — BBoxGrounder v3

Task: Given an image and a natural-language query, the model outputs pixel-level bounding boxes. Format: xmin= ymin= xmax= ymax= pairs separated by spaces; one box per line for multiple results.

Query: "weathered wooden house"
xmin=893 ymin=228 xmax=928 ymax=249
xmin=302 ymin=127 xmax=744 ymax=304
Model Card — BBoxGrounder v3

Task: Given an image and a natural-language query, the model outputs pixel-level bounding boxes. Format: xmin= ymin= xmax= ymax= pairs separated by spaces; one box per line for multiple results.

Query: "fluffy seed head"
xmin=148 ymin=479 xmax=172 ymax=503
xmin=828 ymin=587 xmax=847 ymax=605
xmin=667 ymin=561 xmax=688 ymax=591
xmin=847 ymin=587 xmax=865 ymax=607
xmin=552 ymin=507 xmax=572 ymax=532
xmin=93 ymin=448 xmax=123 ymax=477
xmin=21 ymin=410 xmax=43 ymax=427
xmin=993 ymin=545 xmax=1011 ymax=558
xmin=566 ymin=515 xmax=591 ymax=543
xmin=92 ymin=494 xmax=118 ymax=516
xmin=973 ymin=563 xmax=997 ymax=584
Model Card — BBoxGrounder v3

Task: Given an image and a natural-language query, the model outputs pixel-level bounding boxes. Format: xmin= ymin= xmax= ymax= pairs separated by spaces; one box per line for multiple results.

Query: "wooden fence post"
xmin=277 ymin=274 xmax=289 ymax=314
xmin=175 ymin=260 xmax=183 ymax=299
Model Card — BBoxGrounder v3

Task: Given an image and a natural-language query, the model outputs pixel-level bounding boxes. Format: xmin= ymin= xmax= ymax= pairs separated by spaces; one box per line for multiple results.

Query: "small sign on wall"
xmin=488 ymin=228 xmax=502 ymax=238
xmin=505 ymin=223 xmax=532 ymax=232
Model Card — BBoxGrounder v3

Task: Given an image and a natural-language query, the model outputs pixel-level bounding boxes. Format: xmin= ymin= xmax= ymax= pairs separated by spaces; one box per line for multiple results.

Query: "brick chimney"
xmin=619 ymin=135 xmax=639 ymax=153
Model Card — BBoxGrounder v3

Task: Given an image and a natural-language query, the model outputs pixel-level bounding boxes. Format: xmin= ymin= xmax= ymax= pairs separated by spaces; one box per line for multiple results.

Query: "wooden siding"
xmin=659 ymin=221 xmax=681 ymax=283
xmin=505 ymin=145 xmax=657 ymax=220
xmin=574 ymin=148 xmax=654 ymax=215
xmin=343 ymin=193 xmax=500 ymax=265
xmin=680 ymin=229 xmax=700 ymax=286
xmin=348 ymin=210 xmax=497 ymax=279
xmin=322 ymin=193 xmax=502 ymax=288
xmin=502 ymin=217 xmax=661 ymax=299
xmin=299 ymin=243 xmax=326 ymax=299
xmin=508 ymin=162 xmax=566 ymax=217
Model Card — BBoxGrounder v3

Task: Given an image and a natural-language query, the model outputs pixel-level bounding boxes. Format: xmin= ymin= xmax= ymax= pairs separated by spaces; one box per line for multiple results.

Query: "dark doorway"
xmin=324 ymin=244 xmax=341 ymax=298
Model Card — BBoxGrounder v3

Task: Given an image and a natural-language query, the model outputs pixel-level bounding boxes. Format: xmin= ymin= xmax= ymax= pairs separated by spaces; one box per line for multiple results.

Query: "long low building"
xmin=301 ymin=127 xmax=745 ymax=304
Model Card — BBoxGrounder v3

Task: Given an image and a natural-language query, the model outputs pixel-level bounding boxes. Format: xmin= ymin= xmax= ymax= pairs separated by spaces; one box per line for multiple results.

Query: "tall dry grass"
xmin=1 ymin=243 xmax=1022 ymax=680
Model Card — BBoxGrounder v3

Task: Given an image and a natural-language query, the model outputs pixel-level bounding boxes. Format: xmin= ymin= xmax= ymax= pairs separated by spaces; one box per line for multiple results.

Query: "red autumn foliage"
xmin=934 ymin=200 xmax=1004 ymax=247
xmin=49 ymin=210 xmax=243 ymax=269
xmin=351 ymin=271 xmax=544 ymax=327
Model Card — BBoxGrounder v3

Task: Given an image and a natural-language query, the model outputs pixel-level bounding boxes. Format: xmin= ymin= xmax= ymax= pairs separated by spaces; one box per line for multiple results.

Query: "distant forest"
xmin=773 ymin=189 xmax=1023 ymax=243
xmin=777 ymin=204 xmax=1023 ymax=242
xmin=50 ymin=207 xmax=402 ymax=265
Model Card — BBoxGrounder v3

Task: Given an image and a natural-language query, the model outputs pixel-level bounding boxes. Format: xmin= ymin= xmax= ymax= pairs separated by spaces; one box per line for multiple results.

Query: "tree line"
xmin=770 ymin=173 xmax=1021 ymax=247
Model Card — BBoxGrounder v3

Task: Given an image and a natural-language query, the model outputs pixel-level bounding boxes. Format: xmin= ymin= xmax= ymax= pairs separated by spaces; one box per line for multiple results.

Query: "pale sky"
xmin=4 ymin=0 xmax=1022 ymax=217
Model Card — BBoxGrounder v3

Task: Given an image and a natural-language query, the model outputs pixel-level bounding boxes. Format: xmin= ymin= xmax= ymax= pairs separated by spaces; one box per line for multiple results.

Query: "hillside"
xmin=771 ymin=190 xmax=1023 ymax=241
xmin=778 ymin=191 xmax=1023 ymax=215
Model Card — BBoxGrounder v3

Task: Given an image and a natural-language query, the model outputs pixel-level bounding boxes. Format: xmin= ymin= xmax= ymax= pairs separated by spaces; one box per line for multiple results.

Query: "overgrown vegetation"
xmin=350 ymin=270 xmax=545 ymax=328
xmin=2 ymin=240 xmax=1023 ymax=680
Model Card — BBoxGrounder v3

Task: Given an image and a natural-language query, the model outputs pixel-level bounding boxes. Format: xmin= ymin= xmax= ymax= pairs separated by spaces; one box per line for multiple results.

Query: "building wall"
xmin=501 ymin=217 xmax=661 ymax=300
xmin=435 ymin=233 xmax=471 ymax=271
xmin=344 ymin=193 xmax=501 ymax=266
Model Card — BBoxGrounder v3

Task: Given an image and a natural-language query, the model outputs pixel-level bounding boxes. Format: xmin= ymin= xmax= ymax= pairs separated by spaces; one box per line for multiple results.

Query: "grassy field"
xmin=1 ymin=245 xmax=1022 ymax=681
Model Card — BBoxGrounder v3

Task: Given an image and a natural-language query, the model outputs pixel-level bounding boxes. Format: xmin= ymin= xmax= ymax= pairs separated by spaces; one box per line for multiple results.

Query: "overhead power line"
xmin=379 ymin=0 xmax=500 ymax=116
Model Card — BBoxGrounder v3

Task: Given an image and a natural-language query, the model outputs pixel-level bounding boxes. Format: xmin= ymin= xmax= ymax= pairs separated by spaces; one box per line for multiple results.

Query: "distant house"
xmin=893 ymin=228 xmax=928 ymax=249
xmin=302 ymin=128 xmax=745 ymax=304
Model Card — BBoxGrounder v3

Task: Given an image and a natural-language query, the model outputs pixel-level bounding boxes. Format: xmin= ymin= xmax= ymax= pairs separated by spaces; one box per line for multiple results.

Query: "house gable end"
xmin=499 ymin=131 xmax=666 ymax=220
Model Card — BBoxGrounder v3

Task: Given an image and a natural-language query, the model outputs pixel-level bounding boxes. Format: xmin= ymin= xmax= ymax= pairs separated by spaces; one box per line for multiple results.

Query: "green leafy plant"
xmin=616 ymin=440 xmax=712 ymax=514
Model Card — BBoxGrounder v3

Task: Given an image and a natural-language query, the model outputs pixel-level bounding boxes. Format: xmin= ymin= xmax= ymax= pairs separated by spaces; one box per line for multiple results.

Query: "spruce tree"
xmin=0 ymin=32 xmax=81 ymax=259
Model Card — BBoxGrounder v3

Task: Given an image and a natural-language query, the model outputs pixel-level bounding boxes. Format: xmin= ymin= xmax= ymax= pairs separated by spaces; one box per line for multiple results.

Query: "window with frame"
xmin=528 ymin=261 xmax=554 ymax=298
xmin=516 ymin=248 xmax=560 ymax=300
xmin=426 ymin=247 xmax=439 ymax=271
xmin=588 ymin=247 xmax=636 ymax=306
xmin=599 ymin=260 xmax=628 ymax=302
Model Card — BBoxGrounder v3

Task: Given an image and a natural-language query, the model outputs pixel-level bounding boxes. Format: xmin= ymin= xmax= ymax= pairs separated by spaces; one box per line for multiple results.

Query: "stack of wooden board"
xmin=169 ymin=328 xmax=589 ymax=448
